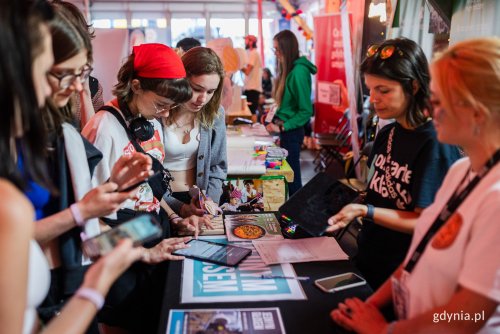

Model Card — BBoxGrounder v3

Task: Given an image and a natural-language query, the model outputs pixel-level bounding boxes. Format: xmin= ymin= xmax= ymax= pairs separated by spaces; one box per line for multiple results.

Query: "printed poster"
xmin=224 ymin=213 xmax=284 ymax=242
xmin=166 ymin=308 xmax=286 ymax=334
xmin=180 ymin=236 xmax=306 ymax=303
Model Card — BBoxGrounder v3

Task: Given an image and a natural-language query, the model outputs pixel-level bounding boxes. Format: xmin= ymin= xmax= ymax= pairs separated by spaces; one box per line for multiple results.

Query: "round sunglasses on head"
xmin=366 ymin=44 xmax=404 ymax=59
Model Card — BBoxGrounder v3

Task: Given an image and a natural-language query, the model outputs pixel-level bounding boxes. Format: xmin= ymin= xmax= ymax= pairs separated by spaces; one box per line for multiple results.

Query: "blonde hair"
xmin=432 ymin=38 xmax=500 ymax=118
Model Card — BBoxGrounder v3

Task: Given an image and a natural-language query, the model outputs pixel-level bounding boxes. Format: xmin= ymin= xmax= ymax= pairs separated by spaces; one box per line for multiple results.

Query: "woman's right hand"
xmin=110 ymin=153 xmax=153 ymax=191
xmin=180 ymin=197 xmax=206 ymax=217
xmin=78 ymin=182 xmax=136 ymax=220
xmin=326 ymin=203 xmax=367 ymax=233
xmin=141 ymin=236 xmax=192 ymax=264
xmin=81 ymin=239 xmax=142 ymax=295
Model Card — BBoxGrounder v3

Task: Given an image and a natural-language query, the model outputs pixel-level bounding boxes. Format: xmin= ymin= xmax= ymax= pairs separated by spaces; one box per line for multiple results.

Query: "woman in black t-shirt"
xmin=326 ymin=38 xmax=462 ymax=290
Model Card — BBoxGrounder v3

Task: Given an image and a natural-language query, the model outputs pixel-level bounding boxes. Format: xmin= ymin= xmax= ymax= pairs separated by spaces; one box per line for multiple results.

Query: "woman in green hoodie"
xmin=266 ymin=30 xmax=317 ymax=195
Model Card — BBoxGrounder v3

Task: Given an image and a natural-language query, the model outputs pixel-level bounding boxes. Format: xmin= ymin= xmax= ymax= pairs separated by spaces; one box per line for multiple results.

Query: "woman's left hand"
xmin=141 ymin=237 xmax=192 ymax=264
xmin=110 ymin=153 xmax=153 ymax=191
xmin=330 ymin=297 xmax=387 ymax=334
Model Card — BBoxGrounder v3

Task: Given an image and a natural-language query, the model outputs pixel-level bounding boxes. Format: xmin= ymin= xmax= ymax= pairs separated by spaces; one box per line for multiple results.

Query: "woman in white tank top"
xmin=162 ymin=47 xmax=228 ymax=210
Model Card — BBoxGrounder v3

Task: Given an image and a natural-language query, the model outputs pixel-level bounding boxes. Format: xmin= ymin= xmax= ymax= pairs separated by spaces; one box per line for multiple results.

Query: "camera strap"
xmin=404 ymin=149 xmax=500 ymax=273
xmin=100 ymin=105 xmax=173 ymax=199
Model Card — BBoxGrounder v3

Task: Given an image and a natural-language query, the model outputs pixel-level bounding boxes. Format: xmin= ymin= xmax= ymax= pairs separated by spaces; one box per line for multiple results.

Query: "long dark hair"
xmin=50 ymin=0 xmax=93 ymax=64
xmin=43 ymin=1 xmax=93 ymax=134
xmin=273 ymin=30 xmax=299 ymax=106
xmin=113 ymin=54 xmax=192 ymax=105
xmin=172 ymin=47 xmax=224 ymax=128
xmin=0 ymin=0 xmax=53 ymax=190
xmin=360 ymin=37 xmax=430 ymax=128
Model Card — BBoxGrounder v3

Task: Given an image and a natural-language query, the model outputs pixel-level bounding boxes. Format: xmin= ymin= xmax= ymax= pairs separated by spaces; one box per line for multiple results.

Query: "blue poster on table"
xmin=180 ymin=236 xmax=306 ymax=303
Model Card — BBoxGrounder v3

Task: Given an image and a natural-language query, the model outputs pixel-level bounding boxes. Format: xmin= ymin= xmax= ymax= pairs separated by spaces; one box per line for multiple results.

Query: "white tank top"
xmin=23 ymin=240 xmax=51 ymax=334
xmin=163 ymin=121 xmax=200 ymax=171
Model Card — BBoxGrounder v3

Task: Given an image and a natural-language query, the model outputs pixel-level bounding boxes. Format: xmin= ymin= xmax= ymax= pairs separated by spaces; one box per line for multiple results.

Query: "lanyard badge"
xmin=392 ymin=270 xmax=410 ymax=319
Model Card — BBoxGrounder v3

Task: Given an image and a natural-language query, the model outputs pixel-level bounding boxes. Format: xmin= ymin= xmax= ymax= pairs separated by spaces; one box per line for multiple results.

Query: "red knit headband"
xmin=133 ymin=43 xmax=186 ymax=79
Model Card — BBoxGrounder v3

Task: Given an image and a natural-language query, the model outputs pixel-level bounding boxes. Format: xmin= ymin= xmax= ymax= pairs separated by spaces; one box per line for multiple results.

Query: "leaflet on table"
xmin=180 ymin=236 xmax=306 ymax=303
xmin=252 ymin=237 xmax=349 ymax=265
xmin=227 ymin=149 xmax=267 ymax=175
xmin=239 ymin=123 xmax=272 ymax=137
xmin=166 ymin=307 xmax=286 ymax=334
xmin=224 ymin=212 xmax=284 ymax=242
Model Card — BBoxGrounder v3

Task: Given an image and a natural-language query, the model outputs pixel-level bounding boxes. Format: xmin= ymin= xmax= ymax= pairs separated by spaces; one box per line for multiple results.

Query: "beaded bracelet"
xmin=75 ymin=287 xmax=105 ymax=310
xmin=70 ymin=203 xmax=86 ymax=227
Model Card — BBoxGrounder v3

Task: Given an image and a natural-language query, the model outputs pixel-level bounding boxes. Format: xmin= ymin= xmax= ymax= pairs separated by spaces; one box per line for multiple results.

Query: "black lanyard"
xmin=405 ymin=149 xmax=500 ymax=273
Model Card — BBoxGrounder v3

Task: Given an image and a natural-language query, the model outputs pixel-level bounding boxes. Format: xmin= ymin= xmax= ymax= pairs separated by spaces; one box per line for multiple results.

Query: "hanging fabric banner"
xmin=313 ymin=14 xmax=350 ymax=134
xmin=450 ymin=0 xmax=500 ymax=44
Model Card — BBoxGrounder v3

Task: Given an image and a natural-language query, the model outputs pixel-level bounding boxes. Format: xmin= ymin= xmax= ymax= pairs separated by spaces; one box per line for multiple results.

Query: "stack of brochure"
xmin=266 ymin=147 xmax=288 ymax=162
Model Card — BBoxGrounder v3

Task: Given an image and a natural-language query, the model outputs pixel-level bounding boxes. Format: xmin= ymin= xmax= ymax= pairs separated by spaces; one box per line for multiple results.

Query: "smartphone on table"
xmin=83 ymin=215 xmax=162 ymax=258
xmin=172 ymin=239 xmax=252 ymax=267
xmin=314 ymin=272 xmax=366 ymax=293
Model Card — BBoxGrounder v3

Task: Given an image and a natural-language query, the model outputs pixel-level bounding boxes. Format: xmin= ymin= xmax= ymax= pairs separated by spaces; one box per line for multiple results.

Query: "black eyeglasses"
xmin=49 ymin=64 xmax=93 ymax=89
xmin=366 ymin=44 xmax=403 ymax=60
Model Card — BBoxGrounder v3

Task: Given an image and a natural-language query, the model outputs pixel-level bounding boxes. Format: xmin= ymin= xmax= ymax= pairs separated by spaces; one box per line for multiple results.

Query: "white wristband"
xmin=75 ymin=287 xmax=105 ymax=310
xmin=70 ymin=203 xmax=86 ymax=227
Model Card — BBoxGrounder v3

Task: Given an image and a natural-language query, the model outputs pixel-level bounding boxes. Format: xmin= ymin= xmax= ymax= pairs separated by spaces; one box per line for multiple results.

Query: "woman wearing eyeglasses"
xmin=31 ymin=6 xmax=194 ymax=333
xmin=161 ymin=47 xmax=228 ymax=209
xmin=82 ymin=44 xmax=211 ymax=232
xmin=331 ymin=37 xmax=500 ymax=334
xmin=265 ymin=30 xmax=317 ymax=196
xmin=29 ymin=4 xmax=163 ymax=331
xmin=326 ymin=38 xmax=462 ymax=290
xmin=82 ymin=44 xmax=217 ymax=332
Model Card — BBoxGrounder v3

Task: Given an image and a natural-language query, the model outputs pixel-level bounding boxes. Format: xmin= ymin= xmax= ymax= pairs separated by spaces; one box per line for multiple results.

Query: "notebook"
xmin=279 ymin=173 xmax=361 ymax=237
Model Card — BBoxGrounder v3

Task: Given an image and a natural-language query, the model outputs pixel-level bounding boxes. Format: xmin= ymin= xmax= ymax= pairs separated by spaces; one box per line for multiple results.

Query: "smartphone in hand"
xmin=83 ymin=215 xmax=162 ymax=258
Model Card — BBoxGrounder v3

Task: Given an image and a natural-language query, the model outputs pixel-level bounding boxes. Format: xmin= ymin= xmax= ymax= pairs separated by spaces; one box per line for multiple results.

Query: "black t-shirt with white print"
xmin=356 ymin=120 xmax=461 ymax=289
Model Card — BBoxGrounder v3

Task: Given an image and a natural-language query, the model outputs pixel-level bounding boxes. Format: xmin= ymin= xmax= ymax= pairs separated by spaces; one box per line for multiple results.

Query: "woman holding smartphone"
xmin=162 ymin=46 xmax=227 ymax=207
xmin=82 ymin=43 xmax=204 ymax=332
xmin=0 ymin=2 xmax=143 ymax=333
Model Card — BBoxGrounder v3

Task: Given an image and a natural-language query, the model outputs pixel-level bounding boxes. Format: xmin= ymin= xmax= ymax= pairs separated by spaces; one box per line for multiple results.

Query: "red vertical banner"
xmin=313 ymin=14 xmax=351 ymax=134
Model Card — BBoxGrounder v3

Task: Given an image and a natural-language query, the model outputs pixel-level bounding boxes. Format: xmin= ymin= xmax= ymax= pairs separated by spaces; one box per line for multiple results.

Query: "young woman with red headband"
xmin=82 ymin=43 xmax=211 ymax=332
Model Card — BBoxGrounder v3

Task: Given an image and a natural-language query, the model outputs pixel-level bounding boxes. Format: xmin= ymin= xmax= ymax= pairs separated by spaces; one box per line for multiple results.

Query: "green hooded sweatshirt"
xmin=276 ymin=56 xmax=317 ymax=131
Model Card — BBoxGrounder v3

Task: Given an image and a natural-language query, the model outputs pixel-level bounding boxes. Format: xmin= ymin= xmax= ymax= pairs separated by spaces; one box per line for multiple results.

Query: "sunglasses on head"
xmin=366 ymin=44 xmax=404 ymax=60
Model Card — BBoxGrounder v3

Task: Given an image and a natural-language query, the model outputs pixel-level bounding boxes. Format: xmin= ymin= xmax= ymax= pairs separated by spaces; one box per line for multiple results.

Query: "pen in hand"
xmin=261 ymin=274 xmax=310 ymax=281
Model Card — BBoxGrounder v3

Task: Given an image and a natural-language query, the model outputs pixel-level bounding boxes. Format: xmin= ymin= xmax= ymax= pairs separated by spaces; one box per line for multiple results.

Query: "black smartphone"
xmin=173 ymin=239 xmax=252 ymax=267
xmin=82 ymin=215 xmax=162 ymax=258
xmin=118 ymin=171 xmax=162 ymax=192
